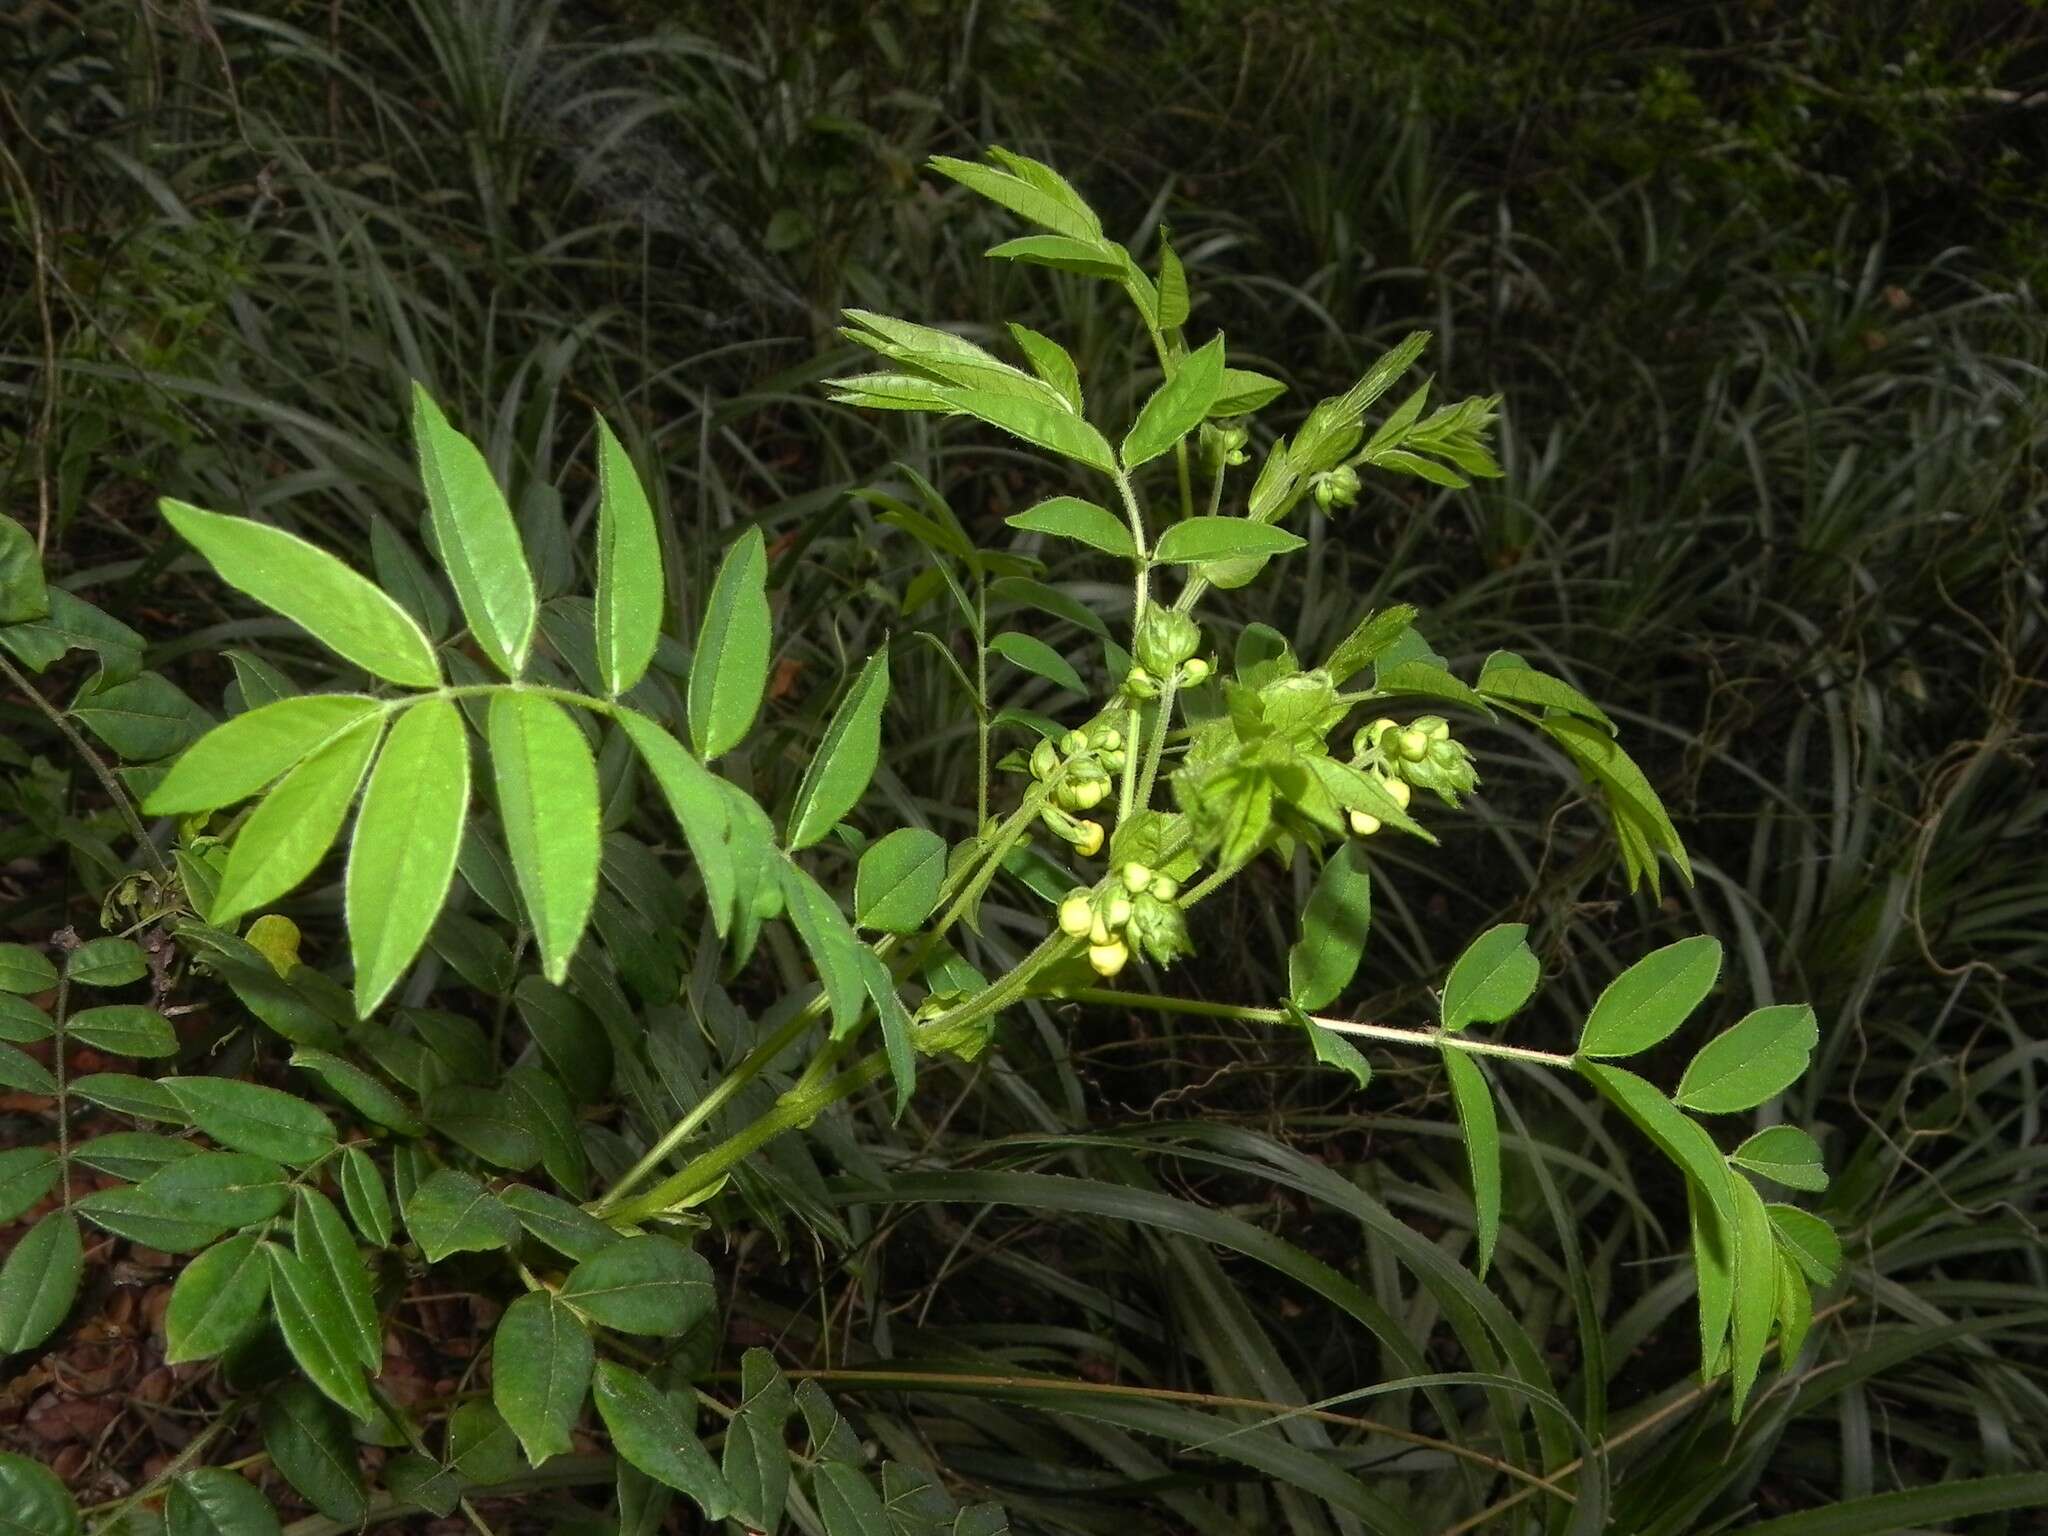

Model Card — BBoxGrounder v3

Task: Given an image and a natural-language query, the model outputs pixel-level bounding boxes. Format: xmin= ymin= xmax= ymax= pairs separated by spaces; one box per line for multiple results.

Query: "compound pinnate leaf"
xmin=264 ymin=1242 xmax=375 ymax=1421
xmin=561 ymin=1235 xmax=714 ymax=1336
xmin=854 ymin=827 xmax=947 ymax=933
xmin=161 ymin=1077 xmax=336 ymax=1165
xmin=412 ymin=383 xmax=535 ymax=678
xmin=688 ymin=526 xmax=771 ymax=759
xmin=1731 ymin=1125 xmax=1828 ymax=1192
xmin=164 ymin=1233 xmax=270 ymax=1363
xmin=1440 ymin=923 xmax=1538 ymax=1033
xmin=787 ymin=649 xmax=889 ymax=850
xmin=592 ymin=1360 xmax=733 ymax=1518
xmin=1123 ymin=333 xmax=1225 ymax=470
xmin=1149 ymin=518 xmax=1305 ymax=565
xmin=145 ymin=695 xmax=383 ymax=816
xmin=1441 ymin=1050 xmax=1502 ymax=1277
xmin=168 ymin=1469 xmax=281 ymax=1536
xmin=211 ymin=713 xmax=385 ymax=925
xmin=1288 ymin=841 xmax=1371 ymax=1011
xmin=493 ymin=1290 xmax=593 ymax=1465
xmin=347 ymin=697 xmax=470 ymax=1015
xmin=1576 ymin=936 xmax=1722 ymax=1058
xmin=594 ymin=416 xmax=664 ymax=698
xmin=0 ymin=1451 xmax=77 ymax=1535
xmin=1676 ymin=1003 xmax=1819 ymax=1114
xmin=489 ymin=690 xmax=600 ymax=983
xmin=0 ymin=1210 xmax=82 ymax=1354
xmin=160 ymin=500 xmax=440 ymax=689
xmin=1004 ymin=496 xmax=1136 ymax=559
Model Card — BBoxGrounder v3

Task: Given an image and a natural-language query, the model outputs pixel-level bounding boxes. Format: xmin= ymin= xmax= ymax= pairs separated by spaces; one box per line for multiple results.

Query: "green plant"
xmin=0 ymin=148 xmax=1881 ymax=1532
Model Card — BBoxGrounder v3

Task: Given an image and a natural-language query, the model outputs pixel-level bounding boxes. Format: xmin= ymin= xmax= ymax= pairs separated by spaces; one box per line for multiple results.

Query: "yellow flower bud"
xmin=1088 ymin=940 xmax=1130 ymax=978
xmin=1180 ymin=657 xmax=1210 ymax=686
xmin=1090 ymin=913 xmax=1113 ymax=946
xmin=1398 ymin=729 xmax=1430 ymax=761
xmin=1149 ymin=875 xmax=1179 ymax=901
xmin=1427 ymin=719 xmax=1450 ymax=741
xmin=1121 ymin=862 xmax=1152 ymax=893
xmin=1061 ymin=730 xmax=1088 ymax=756
xmin=1108 ymin=895 xmax=1133 ymax=928
xmin=1074 ymin=820 xmax=1104 ymax=857
xmin=1058 ymin=892 xmax=1095 ymax=937
xmin=1349 ymin=809 xmax=1382 ymax=837
xmin=1382 ymin=775 xmax=1412 ymax=809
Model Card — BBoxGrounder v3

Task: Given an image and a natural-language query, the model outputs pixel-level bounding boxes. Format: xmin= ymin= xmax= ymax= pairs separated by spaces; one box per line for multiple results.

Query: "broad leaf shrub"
xmin=0 ymin=153 xmax=1842 ymax=1531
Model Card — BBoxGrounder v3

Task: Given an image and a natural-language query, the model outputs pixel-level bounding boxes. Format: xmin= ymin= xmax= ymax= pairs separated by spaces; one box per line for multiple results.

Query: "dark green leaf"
xmin=562 ymin=1235 xmax=713 ymax=1336
xmin=1288 ymin=842 xmax=1371 ymax=1010
xmin=66 ymin=1005 xmax=176 ymax=1057
xmin=261 ymin=1378 xmax=368 ymax=1524
xmin=448 ymin=1398 xmax=526 ymax=1484
xmin=61 ymin=937 xmax=145 ymax=988
xmin=0 ymin=944 xmax=58 ymax=994
xmin=688 ymin=527 xmax=771 ymax=759
xmin=0 ymin=588 xmax=143 ymax=684
xmin=854 ymin=827 xmax=947 ymax=933
xmin=1150 ymin=518 xmax=1305 ymax=565
xmin=0 ymin=1450 xmax=77 ymax=1535
xmin=68 ymin=1132 xmax=196 ymax=1184
xmin=412 ymin=384 xmax=535 ymax=677
xmin=787 ymin=650 xmax=890 ymax=850
xmin=817 ymin=1462 xmax=892 ymax=1536
xmin=493 ymin=1290 xmax=593 ymax=1465
xmin=721 ymin=1348 xmax=795 ymax=1533
xmin=1675 ymin=1004 xmax=1819 ymax=1114
xmin=1302 ymin=1017 xmax=1372 ymax=1088
xmin=777 ymin=860 xmax=868 ymax=1038
xmin=1004 ymin=497 xmax=1135 ymax=559
xmin=989 ymin=632 xmax=1084 ymax=693
xmin=1741 ymin=1476 xmax=2048 ymax=1536
xmin=594 ymin=416 xmax=664 ymax=698
xmin=160 ymin=1077 xmax=335 ymax=1165
xmin=1441 ymin=1050 xmax=1502 ymax=1277
xmin=295 ymin=1188 xmax=381 ymax=1370
xmin=1730 ymin=1126 xmax=1828 ymax=1192
xmin=405 ymin=1169 xmax=519 ymax=1261
xmin=0 ymin=1043 xmax=57 ymax=1095
xmin=166 ymin=1469 xmax=281 ymax=1536
xmin=265 ymin=1241 xmax=374 ymax=1420
xmin=160 ymin=499 xmax=440 ymax=689
xmin=164 ymin=1234 xmax=270 ymax=1364
xmin=0 ymin=1210 xmax=81 ymax=1354
xmin=1439 ymin=923 xmax=1538 ymax=1033
xmin=592 ymin=1359 xmax=732 ymax=1518
xmin=502 ymin=1066 xmax=587 ymax=1197
xmin=1123 ymin=334 xmax=1225 ymax=469
xmin=70 ymin=671 xmax=212 ymax=763
xmin=1577 ymin=936 xmax=1722 ymax=1058
xmin=501 ymin=1184 xmax=617 ymax=1262
xmin=73 ymin=1187 xmax=227 ymax=1253
xmin=347 ymin=696 xmax=470 ymax=1015
xmin=140 ymin=1151 xmax=291 ymax=1226
xmin=288 ymin=1049 xmax=422 ymax=1136
xmin=0 ymin=1148 xmax=59 ymax=1223
xmin=424 ymin=1084 xmax=542 ymax=1171
xmin=0 ymin=514 xmax=49 ymax=624
xmin=369 ymin=515 xmax=451 ymax=638
xmin=338 ymin=1147 xmax=393 ymax=1246
xmin=0 ymin=995 xmax=51 ymax=1043
xmin=1728 ymin=1172 xmax=1776 ymax=1414
xmin=488 ymin=690 xmax=600 ymax=984
xmin=211 ymin=714 xmax=384 ymax=925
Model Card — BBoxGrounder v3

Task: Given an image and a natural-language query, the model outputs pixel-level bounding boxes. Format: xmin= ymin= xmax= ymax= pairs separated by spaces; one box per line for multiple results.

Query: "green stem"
xmin=1065 ymin=988 xmax=1576 ymax=1066
xmin=1132 ymin=673 xmax=1179 ymax=812
xmin=1113 ymin=469 xmax=1151 ymax=622
xmin=1116 ymin=704 xmax=1140 ymax=823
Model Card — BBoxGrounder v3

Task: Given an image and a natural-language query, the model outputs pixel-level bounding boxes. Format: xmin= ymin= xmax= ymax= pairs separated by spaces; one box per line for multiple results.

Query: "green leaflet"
xmin=1577 ymin=936 xmax=1722 ymax=1057
xmin=63 ymin=936 xmax=148 ymax=986
xmin=69 ymin=1132 xmax=194 ymax=1184
xmin=787 ymin=649 xmax=890 ymax=850
xmin=167 ymin=1468 xmax=281 ymax=1536
xmin=1439 ymin=923 xmax=1539 ymax=1033
xmin=1727 ymin=1172 xmax=1777 ymax=1415
xmin=164 ymin=1233 xmax=270 ymax=1363
xmin=1323 ymin=605 xmax=1419 ymax=688
xmin=412 ymin=383 xmax=535 ymax=678
xmin=513 ymin=977 xmax=613 ymax=1103
xmin=404 ymin=1169 xmax=519 ymax=1261
xmin=501 ymin=1184 xmax=617 ymax=1262
xmin=64 ymin=1004 xmax=176 ymax=1057
xmin=493 ymin=1290 xmax=593 ymax=1465
xmin=424 ymin=1083 xmax=541 ymax=1171
xmin=347 ymin=697 xmax=470 ymax=1015
xmin=721 ymin=1348 xmax=796 ymax=1532
xmin=1441 ymin=1050 xmax=1502 ymax=1277
xmin=70 ymin=670 xmax=212 ymax=762
xmin=0 ymin=994 xmax=52 ymax=1043
xmin=561 ymin=1234 xmax=714 ymax=1336
xmin=264 ymin=1241 xmax=375 ymax=1421
xmin=1288 ymin=841 xmax=1371 ymax=1011
xmin=261 ymin=1378 xmax=368 ymax=1525
xmin=0 ymin=1148 xmax=59 ymax=1223
xmin=0 ymin=1210 xmax=82 ymax=1354
xmin=854 ymin=827 xmax=947 ymax=933
xmin=1005 ymin=497 xmax=1134 ymax=559
xmin=147 ymin=696 xmax=381 ymax=815
xmin=488 ymin=690 xmax=600 ymax=983
xmin=1476 ymin=650 xmax=1615 ymax=732
xmin=212 ymin=713 xmax=385 ymax=925
xmin=0 ymin=1043 xmax=56 ymax=1094
xmin=928 ymin=149 xmax=1104 ymax=242
xmin=777 ymin=860 xmax=869 ymax=1038
xmin=1730 ymin=1125 xmax=1828 ymax=1192
xmin=0 ymin=1451 xmax=77 ymax=1536
xmin=615 ymin=710 xmax=736 ymax=936
xmin=160 ymin=1077 xmax=336 ymax=1165
xmin=1123 ymin=334 xmax=1225 ymax=470
xmin=289 ymin=1048 xmax=423 ymax=1136
xmin=1302 ymin=1016 xmax=1373 ymax=1088
xmin=1155 ymin=230 xmax=1189 ymax=328
xmin=0 ymin=513 xmax=49 ymax=624
xmin=294 ymin=1187 xmax=382 ymax=1371
xmin=933 ymin=384 xmax=1118 ymax=475
xmin=1149 ymin=518 xmax=1305 ymax=565
xmin=988 ymin=631 xmax=1084 ymax=693
xmin=688 ymin=526 xmax=772 ymax=759
xmin=502 ymin=1066 xmax=587 ymax=1196
xmin=339 ymin=1146 xmax=394 ymax=1246
xmin=160 ymin=500 xmax=440 ymax=689
xmin=591 ymin=1360 xmax=733 ymax=1519
xmin=593 ymin=415 xmax=664 ymax=697
xmin=0 ymin=943 xmax=58 ymax=993
xmin=1675 ymin=1004 xmax=1819 ymax=1113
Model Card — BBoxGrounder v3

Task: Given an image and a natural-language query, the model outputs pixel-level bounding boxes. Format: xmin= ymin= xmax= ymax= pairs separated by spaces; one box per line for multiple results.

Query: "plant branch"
xmin=0 ymin=651 xmax=170 ymax=878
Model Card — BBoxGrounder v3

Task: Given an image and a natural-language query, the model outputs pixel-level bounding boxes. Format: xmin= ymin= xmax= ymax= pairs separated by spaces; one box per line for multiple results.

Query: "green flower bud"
xmin=1149 ymin=875 xmax=1179 ymax=901
xmin=1135 ymin=607 xmax=1202 ymax=677
xmin=1126 ymin=891 xmax=1192 ymax=966
xmin=1090 ymin=724 xmax=1123 ymax=752
xmin=1179 ymin=657 xmax=1211 ymax=686
xmin=1031 ymin=740 xmax=1059 ymax=780
xmin=1058 ymin=891 xmax=1094 ymax=937
xmin=1122 ymin=664 xmax=1160 ymax=700
xmin=1200 ymin=420 xmax=1250 ymax=470
xmin=1121 ymin=862 xmax=1153 ymax=894
xmin=1311 ymin=463 xmax=1361 ymax=511
xmin=1073 ymin=819 xmax=1103 ymax=857
xmin=912 ymin=991 xmax=996 ymax=1062
xmin=1397 ymin=728 xmax=1430 ymax=762
xmin=1107 ymin=894 xmax=1133 ymax=928
xmin=1061 ymin=730 xmax=1088 ymax=757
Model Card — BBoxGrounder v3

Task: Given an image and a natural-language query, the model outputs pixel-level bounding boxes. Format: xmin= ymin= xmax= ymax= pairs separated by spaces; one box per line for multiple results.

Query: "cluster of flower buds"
xmin=1125 ymin=607 xmax=1214 ymax=701
xmin=1199 ymin=420 xmax=1250 ymax=472
xmin=1311 ymin=463 xmax=1361 ymax=511
xmin=1032 ymin=722 xmax=1128 ymax=857
xmin=1058 ymin=860 xmax=1190 ymax=976
xmin=1347 ymin=713 xmax=1479 ymax=833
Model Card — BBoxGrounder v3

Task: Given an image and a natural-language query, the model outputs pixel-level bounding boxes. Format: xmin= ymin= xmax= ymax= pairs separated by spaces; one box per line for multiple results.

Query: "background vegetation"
xmin=3 ymin=1 xmax=2044 ymax=1531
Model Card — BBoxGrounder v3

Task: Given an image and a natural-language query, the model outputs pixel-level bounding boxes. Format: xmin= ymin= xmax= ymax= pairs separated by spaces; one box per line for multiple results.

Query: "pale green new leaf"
xmin=787 ymin=650 xmax=889 ymax=850
xmin=933 ymin=385 xmax=1117 ymax=475
xmin=489 ymin=691 xmax=600 ymax=982
xmin=413 ymin=384 xmax=535 ymax=677
xmin=1769 ymin=1203 xmax=1842 ymax=1285
xmin=616 ymin=710 xmax=735 ymax=934
xmin=688 ymin=527 xmax=771 ymax=758
xmin=1576 ymin=935 xmax=1722 ymax=1058
xmin=1440 ymin=923 xmax=1538 ymax=1032
xmin=594 ymin=416 xmax=663 ymax=697
xmin=347 ymin=697 xmax=469 ymax=1015
xmin=1123 ymin=334 xmax=1225 ymax=469
xmin=494 ymin=1290 xmax=593 ymax=1465
xmin=1441 ymin=1050 xmax=1501 ymax=1276
xmin=212 ymin=715 xmax=385 ymax=925
xmin=160 ymin=500 xmax=440 ymax=689
xmin=1676 ymin=1004 xmax=1818 ymax=1113
xmin=1004 ymin=496 xmax=1135 ymax=559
